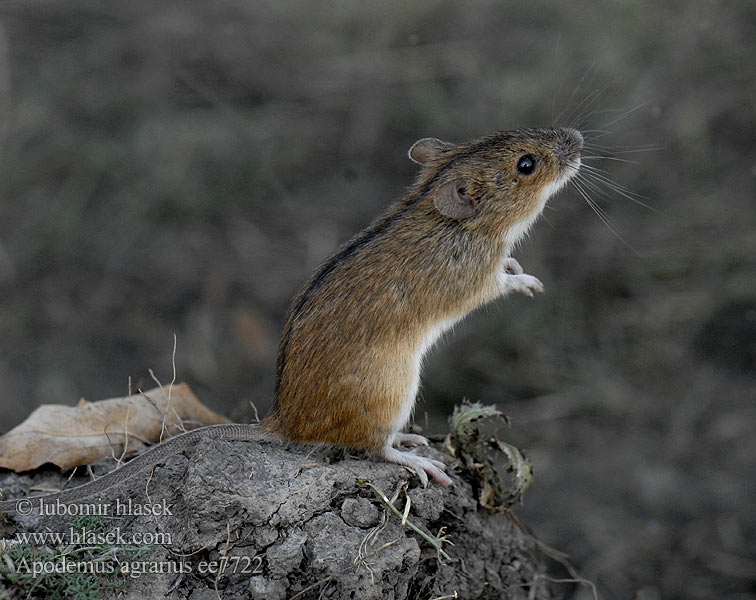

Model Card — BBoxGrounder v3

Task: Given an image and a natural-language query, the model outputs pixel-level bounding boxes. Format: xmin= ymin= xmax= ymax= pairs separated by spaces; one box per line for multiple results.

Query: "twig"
xmin=506 ymin=510 xmax=598 ymax=600
xmin=116 ymin=404 xmax=133 ymax=465
xmin=366 ymin=482 xmax=453 ymax=561
xmin=248 ymin=400 xmax=260 ymax=423
xmin=214 ymin=522 xmax=232 ymax=600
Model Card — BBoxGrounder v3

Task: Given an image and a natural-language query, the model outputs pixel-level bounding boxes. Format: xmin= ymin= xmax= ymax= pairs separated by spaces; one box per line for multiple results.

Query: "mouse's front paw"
xmin=498 ymin=269 xmax=545 ymax=297
xmin=511 ymin=273 xmax=545 ymax=297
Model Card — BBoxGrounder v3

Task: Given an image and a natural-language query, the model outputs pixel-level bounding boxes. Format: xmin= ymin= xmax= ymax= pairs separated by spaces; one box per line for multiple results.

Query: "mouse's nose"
xmin=560 ymin=127 xmax=584 ymax=150
xmin=555 ymin=128 xmax=583 ymax=165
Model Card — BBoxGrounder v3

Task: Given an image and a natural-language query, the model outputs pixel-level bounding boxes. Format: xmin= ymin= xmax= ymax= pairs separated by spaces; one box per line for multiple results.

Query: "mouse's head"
xmin=409 ymin=127 xmax=582 ymax=248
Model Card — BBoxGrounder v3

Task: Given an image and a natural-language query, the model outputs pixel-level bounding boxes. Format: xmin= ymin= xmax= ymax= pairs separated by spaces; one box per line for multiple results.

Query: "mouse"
xmin=0 ymin=126 xmax=583 ymax=514
xmin=264 ymin=126 xmax=583 ymax=486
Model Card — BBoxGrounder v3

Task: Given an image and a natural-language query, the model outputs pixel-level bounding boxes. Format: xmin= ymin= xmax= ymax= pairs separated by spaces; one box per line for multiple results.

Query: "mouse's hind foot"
xmin=380 ymin=446 xmax=451 ymax=487
xmin=392 ymin=432 xmax=429 ymax=447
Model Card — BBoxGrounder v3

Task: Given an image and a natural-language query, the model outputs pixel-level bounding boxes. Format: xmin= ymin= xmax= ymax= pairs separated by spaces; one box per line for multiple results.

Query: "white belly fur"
xmin=390 ymin=313 xmax=464 ymax=436
xmin=389 ymin=158 xmax=581 ymax=438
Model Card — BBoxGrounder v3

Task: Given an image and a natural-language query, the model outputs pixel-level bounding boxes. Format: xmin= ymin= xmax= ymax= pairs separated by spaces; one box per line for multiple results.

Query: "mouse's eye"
xmin=517 ymin=154 xmax=537 ymax=175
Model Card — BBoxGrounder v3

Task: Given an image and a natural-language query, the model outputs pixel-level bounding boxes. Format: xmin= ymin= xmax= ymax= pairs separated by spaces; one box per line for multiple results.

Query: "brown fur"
xmin=265 ymin=128 xmax=582 ymax=453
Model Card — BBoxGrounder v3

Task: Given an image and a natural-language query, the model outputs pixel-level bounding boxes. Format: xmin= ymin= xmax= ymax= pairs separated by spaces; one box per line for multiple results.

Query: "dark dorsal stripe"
xmin=273 ymin=169 xmax=449 ymax=401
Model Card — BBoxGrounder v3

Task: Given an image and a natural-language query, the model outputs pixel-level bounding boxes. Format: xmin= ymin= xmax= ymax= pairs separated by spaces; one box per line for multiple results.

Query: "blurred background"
xmin=0 ymin=1 xmax=754 ymax=598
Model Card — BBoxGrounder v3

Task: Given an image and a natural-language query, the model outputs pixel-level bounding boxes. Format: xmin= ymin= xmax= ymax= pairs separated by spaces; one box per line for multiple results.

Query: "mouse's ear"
xmin=434 ymin=179 xmax=476 ymax=219
xmin=408 ymin=137 xmax=455 ymax=165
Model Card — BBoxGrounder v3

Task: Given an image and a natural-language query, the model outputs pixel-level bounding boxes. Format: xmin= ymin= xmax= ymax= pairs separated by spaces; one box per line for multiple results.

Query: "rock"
xmin=0 ymin=437 xmax=557 ymax=599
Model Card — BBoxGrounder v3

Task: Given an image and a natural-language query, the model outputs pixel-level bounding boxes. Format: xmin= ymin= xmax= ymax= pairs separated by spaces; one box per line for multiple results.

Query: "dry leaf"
xmin=0 ymin=383 xmax=230 ymax=472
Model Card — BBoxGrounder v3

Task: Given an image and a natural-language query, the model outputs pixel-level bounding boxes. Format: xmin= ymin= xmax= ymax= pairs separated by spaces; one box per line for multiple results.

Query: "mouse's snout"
xmin=568 ymin=127 xmax=584 ymax=146
xmin=555 ymin=127 xmax=583 ymax=164
xmin=559 ymin=127 xmax=583 ymax=149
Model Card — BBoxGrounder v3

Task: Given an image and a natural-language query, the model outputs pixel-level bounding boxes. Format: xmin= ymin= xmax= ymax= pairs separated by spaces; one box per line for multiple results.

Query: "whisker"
xmin=570 ymin=178 xmax=639 ymax=255
xmin=582 ymin=141 xmax=658 ymax=149
xmin=544 ymin=203 xmax=565 ymax=214
xmin=578 ymin=166 xmax=636 ymax=193
xmin=573 ymin=176 xmax=621 ymax=220
xmin=581 ymin=155 xmax=640 ymax=165
xmin=554 ymin=62 xmax=598 ymax=126
xmin=541 ymin=212 xmax=557 ymax=229
xmin=575 ymin=173 xmax=627 ymax=207
xmin=570 ymin=82 xmax=615 ymax=129
xmin=582 ymin=144 xmax=663 ymax=155
xmin=580 ymin=129 xmax=615 ymax=136
xmin=600 ymin=102 xmax=648 ymax=128
xmin=581 ymin=163 xmax=622 ymax=176
xmin=572 ymin=177 xmax=616 ymax=221
xmin=568 ymin=87 xmax=605 ymax=127
xmin=551 ymin=34 xmax=564 ymax=127
xmin=578 ymin=170 xmax=662 ymax=215
xmin=582 ymin=139 xmax=659 ymax=148
xmin=571 ymin=178 xmax=619 ymax=230
xmin=580 ymin=166 xmax=651 ymax=199
xmin=561 ymin=162 xmax=582 ymax=178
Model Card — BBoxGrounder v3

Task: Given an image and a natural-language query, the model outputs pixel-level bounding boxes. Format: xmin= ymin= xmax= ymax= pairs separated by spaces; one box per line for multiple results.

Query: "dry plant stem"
xmin=214 ymin=522 xmax=231 ymax=600
xmin=148 ymin=335 xmax=183 ymax=442
xmin=107 ymin=403 xmax=134 ymax=466
xmin=143 ymin=460 xmax=174 ymax=548
xmin=164 ymin=333 xmax=180 ymax=439
xmin=401 ymin=492 xmax=411 ymax=526
xmin=367 ymin=482 xmax=452 ymax=561
xmin=506 ymin=510 xmax=598 ymax=600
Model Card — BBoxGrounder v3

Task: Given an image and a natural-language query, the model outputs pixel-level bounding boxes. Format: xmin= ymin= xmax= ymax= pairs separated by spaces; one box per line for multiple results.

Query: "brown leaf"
xmin=0 ymin=383 xmax=229 ymax=471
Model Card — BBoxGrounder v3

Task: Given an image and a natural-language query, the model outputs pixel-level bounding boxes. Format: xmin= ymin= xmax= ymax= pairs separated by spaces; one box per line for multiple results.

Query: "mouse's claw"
xmin=380 ymin=447 xmax=452 ymax=487
xmin=514 ymin=274 xmax=544 ymax=296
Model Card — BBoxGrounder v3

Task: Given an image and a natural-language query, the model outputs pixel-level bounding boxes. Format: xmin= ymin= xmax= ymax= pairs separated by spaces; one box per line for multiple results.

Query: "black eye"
xmin=517 ymin=154 xmax=537 ymax=175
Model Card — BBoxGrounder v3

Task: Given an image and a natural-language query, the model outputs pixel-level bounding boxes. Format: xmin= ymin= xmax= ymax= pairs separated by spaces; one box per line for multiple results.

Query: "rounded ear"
xmin=408 ymin=137 xmax=456 ymax=165
xmin=433 ymin=179 xmax=477 ymax=219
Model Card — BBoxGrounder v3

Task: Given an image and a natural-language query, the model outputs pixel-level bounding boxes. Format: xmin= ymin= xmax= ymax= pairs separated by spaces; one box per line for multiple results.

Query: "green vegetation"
xmin=449 ymin=401 xmax=532 ymax=510
xmin=0 ymin=515 xmax=151 ymax=600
